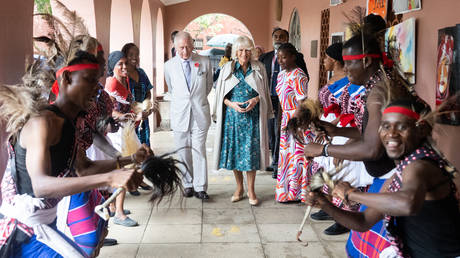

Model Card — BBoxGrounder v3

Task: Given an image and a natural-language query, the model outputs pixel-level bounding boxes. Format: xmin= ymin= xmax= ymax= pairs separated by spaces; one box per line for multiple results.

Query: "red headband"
xmin=342 ymin=53 xmax=381 ymax=60
xmin=383 ymin=106 xmax=420 ymax=120
xmin=51 ymin=63 xmax=100 ymax=96
xmin=97 ymin=44 xmax=103 ymax=52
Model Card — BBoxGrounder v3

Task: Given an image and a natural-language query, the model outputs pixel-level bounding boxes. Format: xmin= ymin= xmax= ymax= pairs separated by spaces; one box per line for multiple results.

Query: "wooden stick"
xmin=94 ymin=188 xmax=124 ymax=220
xmin=296 ymin=205 xmax=312 ymax=243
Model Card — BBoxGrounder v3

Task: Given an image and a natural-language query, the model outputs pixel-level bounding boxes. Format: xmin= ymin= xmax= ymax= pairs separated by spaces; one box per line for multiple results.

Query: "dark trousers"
xmin=268 ymin=95 xmax=281 ymax=170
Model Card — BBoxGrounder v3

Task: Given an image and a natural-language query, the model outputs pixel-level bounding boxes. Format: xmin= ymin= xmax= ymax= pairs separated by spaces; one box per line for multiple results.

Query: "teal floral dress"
xmin=219 ymin=62 xmax=260 ymax=171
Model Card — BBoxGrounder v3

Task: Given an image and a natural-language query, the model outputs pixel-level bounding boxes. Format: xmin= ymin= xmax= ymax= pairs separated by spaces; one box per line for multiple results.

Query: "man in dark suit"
xmin=259 ymin=27 xmax=309 ymax=179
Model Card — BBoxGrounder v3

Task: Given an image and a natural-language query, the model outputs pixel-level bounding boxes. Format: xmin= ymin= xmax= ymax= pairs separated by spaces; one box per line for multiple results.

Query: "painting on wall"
xmin=385 ymin=18 xmax=416 ymax=84
xmin=331 ymin=32 xmax=344 ymax=44
xmin=367 ymin=0 xmax=388 ymax=20
xmin=330 ymin=0 xmax=343 ymax=6
xmin=393 ymin=0 xmax=421 ymax=15
xmin=436 ymin=24 xmax=460 ymax=125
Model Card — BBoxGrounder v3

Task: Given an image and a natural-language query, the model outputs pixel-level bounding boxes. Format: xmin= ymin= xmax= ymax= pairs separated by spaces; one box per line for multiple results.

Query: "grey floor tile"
xmin=202 ymin=224 xmax=260 ymax=243
xmin=324 ymin=241 xmax=348 ymax=258
xmin=203 ymin=208 xmax=254 ymax=224
xmin=263 ymin=242 xmax=329 ymax=258
xmin=311 ymin=222 xmax=350 ymax=242
xmin=98 ymin=244 xmax=138 ymax=258
xmin=105 ymin=224 xmax=147 ymax=244
xmin=107 ymin=209 xmax=151 ymax=225
xmin=254 ymin=207 xmax=306 ymax=224
xmin=148 ymin=208 xmax=202 ymax=225
xmin=259 ymin=224 xmax=317 ymax=243
xmin=137 ymin=243 xmax=201 ymax=258
xmin=142 ymin=224 xmax=201 ymax=243
xmin=123 ymin=192 xmax=154 ymax=210
xmin=199 ymin=243 xmax=264 ymax=257
xmin=156 ymin=193 xmax=203 ymax=209
xmin=137 ymin=243 xmax=264 ymax=258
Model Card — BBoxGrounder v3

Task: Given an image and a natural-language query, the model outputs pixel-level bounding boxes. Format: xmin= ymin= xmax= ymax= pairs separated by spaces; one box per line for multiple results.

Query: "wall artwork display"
xmin=331 ymin=32 xmax=344 ymax=44
xmin=436 ymin=24 xmax=460 ymax=125
xmin=367 ymin=0 xmax=388 ymax=20
xmin=330 ymin=0 xmax=343 ymax=6
xmin=393 ymin=0 xmax=421 ymax=14
xmin=385 ymin=18 xmax=416 ymax=84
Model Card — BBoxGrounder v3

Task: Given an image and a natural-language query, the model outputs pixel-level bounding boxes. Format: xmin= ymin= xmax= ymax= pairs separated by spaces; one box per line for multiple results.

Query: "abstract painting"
xmin=393 ymin=0 xmax=421 ymax=14
xmin=367 ymin=0 xmax=388 ymax=20
xmin=436 ymin=24 xmax=460 ymax=125
xmin=385 ymin=18 xmax=416 ymax=84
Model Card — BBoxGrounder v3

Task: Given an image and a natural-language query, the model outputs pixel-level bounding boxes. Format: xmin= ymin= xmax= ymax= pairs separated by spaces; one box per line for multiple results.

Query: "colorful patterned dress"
xmin=275 ymin=68 xmax=312 ymax=202
xmin=129 ymin=68 xmax=154 ymax=146
xmin=219 ymin=62 xmax=260 ymax=171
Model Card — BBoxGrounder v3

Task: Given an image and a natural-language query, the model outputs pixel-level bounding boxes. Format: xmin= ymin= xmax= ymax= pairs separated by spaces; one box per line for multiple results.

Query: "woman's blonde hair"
xmin=231 ymin=35 xmax=255 ymax=60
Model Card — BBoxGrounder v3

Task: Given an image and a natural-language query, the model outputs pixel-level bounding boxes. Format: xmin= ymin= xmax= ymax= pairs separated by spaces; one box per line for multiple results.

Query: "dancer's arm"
xmin=75 ymin=144 xmax=153 ymax=176
xmin=306 ymin=191 xmax=383 ymax=232
xmin=22 ymin=116 xmax=142 ymax=198
xmin=334 ymin=161 xmax=447 ymax=217
xmin=305 ymin=90 xmax=384 ymax=160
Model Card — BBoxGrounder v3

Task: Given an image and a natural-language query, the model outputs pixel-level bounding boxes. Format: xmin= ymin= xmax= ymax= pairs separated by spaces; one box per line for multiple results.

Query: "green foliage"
xmin=35 ymin=0 xmax=52 ymax=14
xmin=187 ymin=14 xmax=224 ymax=38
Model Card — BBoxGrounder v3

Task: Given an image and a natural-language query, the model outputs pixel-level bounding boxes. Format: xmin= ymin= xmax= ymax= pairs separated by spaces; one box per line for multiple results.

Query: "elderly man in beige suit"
xmin=164 ymin=31 xmax=213 ymax=199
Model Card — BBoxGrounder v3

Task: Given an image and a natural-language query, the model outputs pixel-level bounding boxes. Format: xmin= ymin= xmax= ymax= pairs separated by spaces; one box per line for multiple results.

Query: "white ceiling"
xmin=160 ymin=0 xmax=190 ymax=6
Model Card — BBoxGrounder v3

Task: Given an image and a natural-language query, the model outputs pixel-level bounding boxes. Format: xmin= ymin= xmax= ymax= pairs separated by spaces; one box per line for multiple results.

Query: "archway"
xmin=289 ymin=8 xmax=301 ymax=51
xmin=139 ymin=0 xmax=153 ymax=83
xmin=109 ymin=0 xmax=134 ymax=52
xmin=155 ymin=8 xmax=165 ymax=95
xmin=184 ymin=13 xmax=253 ymax=52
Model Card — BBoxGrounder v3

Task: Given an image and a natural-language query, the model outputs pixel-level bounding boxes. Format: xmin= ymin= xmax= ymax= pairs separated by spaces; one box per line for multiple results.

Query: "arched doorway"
xmin=109 ymin=0 xmax=134 ymax=52
xmin=184 ymin=13 xmax=253 ymax=52
xmin=289 ymin=9 xmax=301 ymax=51
xmin=155 ymin=8 xmax=165 ymax=95
xmin=139 ymin=0 xmax=153 ymax=83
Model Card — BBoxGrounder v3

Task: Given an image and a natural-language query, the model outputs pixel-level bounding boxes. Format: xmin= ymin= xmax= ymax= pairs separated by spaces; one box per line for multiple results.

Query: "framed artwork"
xmin=331 ymin=32 xmax=344 ymax=44
xmin=385 ymin=18 xmax=416 ymax=84
xmin=436 ymin=24 xmax=460 ymax=125
xmin=367 ymin=0 xmax=388 ymax=20
xmin=393 ymin=0 xmax=421 ymax=15
xmin=330 ymin=0 xmax=343 ymax=6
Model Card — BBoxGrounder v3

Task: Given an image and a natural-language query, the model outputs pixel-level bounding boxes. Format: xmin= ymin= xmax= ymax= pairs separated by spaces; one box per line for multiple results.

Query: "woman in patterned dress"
xmin=212 ymin=36 xmax=272 ymax=206
xmin=274 ymin=43 xmax=311 ymax=203
xmin=121 ymin=43 xmax=156 ymax=194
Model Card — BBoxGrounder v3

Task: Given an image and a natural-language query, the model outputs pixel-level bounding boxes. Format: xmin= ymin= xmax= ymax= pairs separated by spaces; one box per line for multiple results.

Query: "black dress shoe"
xmin=266 ymin=165 xmax=274 ymax=171
xmin=324 ymin=223 xmax=350 ymax=235
xmin=194 ymin=191 xmax=209 ymax=200
xmin=102 ymin=238 xmax=118 ymax=246
xmin=129 ymin=190 xmax=141 ymax=196
xmin=183 ymin=187 xmax=194 ymax=198
xmin=311 ymin=209 xmax=334 ymax=221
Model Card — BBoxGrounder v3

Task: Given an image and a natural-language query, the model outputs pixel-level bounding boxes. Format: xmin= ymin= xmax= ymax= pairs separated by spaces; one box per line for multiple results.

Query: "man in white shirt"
xmin=164 ymin=31 xmax=213 ymax=199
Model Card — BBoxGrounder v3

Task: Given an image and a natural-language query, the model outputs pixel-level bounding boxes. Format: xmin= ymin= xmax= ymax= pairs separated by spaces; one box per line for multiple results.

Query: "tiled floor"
xmin=98 ymin=130 xmax=348 ymax=258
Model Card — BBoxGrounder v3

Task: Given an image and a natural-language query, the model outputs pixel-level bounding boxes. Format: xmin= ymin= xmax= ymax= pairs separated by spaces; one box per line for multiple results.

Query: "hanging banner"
xmin=367 ymin=0 xmax=388 ymax=20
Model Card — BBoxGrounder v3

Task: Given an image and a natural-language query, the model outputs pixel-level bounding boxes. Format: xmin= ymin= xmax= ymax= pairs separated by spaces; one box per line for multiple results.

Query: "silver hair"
xmin=174 ymin=31 xmax=193 ymax=47
xmin=231 ymin=35 xmax=255 ymax=60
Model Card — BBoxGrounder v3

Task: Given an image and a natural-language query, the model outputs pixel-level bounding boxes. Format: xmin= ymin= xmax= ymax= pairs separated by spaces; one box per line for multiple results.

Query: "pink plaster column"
xmin=0 ymin=1 xmax=34 ymax=85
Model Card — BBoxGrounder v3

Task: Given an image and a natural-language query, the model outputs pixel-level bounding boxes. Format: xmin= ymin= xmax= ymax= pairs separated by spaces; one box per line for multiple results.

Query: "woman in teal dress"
xmin=212 ymin=36 xmax=273 ymax=206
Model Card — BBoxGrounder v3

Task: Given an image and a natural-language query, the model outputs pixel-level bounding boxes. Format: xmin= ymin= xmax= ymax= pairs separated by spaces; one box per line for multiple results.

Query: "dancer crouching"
xmin=0 ymin=50 xmax=145 ymax=257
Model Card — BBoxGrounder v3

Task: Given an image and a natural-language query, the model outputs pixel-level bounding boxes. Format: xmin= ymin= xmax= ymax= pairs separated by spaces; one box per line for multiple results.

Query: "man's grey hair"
xmin=174 ymin=31 xmax=193 ymax=46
